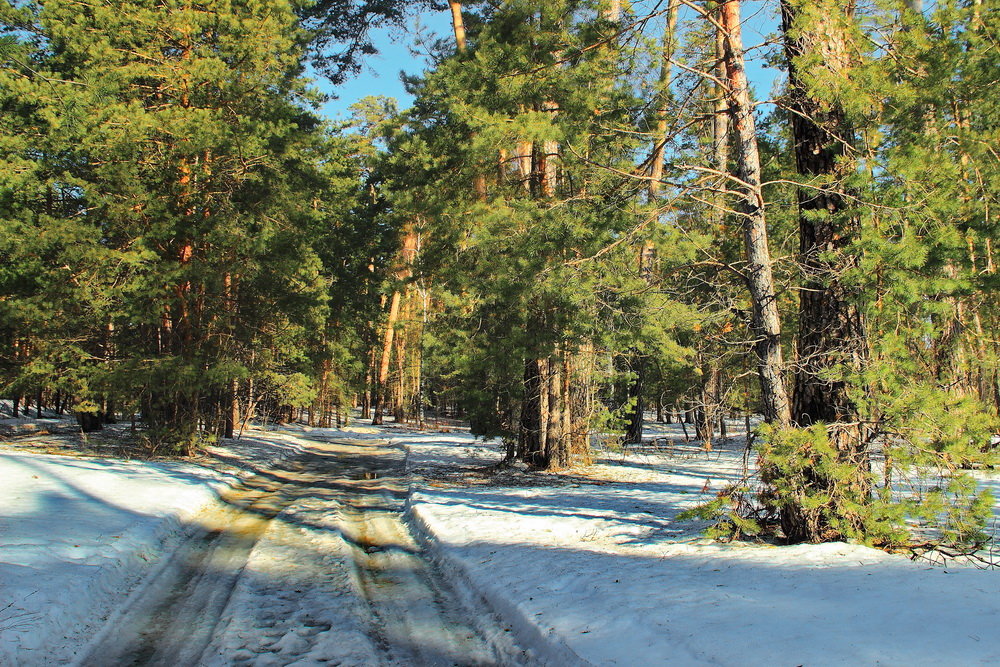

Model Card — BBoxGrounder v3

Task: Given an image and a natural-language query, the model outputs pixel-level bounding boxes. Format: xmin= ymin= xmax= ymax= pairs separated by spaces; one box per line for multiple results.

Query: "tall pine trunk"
xmin=693 ymin=5 xmax=732 ymax=448
xmin=371 ymin=289 xmax=401 ymax=426
xmin=519 ymin=358 xmax=546 ymax=466
xmin=647 ymin=0 xmax=679 ymax=197
xmin=780 ymin=0 xmax=871 ymax=542
xmin=717 ymin=0 xmax=791 ymax=427
xmin=372 ymin=227 xmax=418 ymax=425
xmin=448 ymin=0 xmax=467 ymax=52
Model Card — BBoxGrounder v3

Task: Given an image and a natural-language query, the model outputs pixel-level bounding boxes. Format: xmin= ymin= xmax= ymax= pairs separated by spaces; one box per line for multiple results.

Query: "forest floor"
xmin=2 ymin=410 xmax=1000 ymax=665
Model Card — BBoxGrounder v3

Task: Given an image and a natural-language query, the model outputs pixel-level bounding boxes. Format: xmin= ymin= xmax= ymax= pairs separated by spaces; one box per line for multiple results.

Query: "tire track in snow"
xmin=76 ymin=437 xmax=526 ymax=666
xmin=303 ymin=436 xmax=526 ymax=666
xmin=76 ymin=462 xmax=303 ymax=666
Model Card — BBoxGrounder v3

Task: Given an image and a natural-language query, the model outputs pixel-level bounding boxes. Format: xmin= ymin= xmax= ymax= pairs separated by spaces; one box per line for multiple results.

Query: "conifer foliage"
xmin=375 ymin=0 xmax=701 ymax=467
xmin=2 ymin=0 xmax=999 ymax=551
xmin=0 ymin=0 xmax=387 ymax=450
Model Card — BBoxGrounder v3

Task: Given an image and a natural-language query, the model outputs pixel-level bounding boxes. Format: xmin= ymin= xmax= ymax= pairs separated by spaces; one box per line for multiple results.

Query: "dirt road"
xmin=77 ymin=436 xmax=524 ymax=666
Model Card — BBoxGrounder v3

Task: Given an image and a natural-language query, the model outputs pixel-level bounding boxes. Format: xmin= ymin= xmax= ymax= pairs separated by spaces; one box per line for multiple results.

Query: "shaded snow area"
xmin=0 ymin=450 xmax=229 ymax=663
xmin=401 ymin=424 xmax=1000 ymax=666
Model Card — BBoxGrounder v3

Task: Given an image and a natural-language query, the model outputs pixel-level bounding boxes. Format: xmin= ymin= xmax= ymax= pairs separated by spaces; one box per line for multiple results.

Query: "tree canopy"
xmin=2 ymin=0 xmax=998 ymax=548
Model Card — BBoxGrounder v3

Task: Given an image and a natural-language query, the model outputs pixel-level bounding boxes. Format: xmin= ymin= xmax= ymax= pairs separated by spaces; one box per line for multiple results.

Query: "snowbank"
xmin=401 ymin=427 xmax=1000 ymax=666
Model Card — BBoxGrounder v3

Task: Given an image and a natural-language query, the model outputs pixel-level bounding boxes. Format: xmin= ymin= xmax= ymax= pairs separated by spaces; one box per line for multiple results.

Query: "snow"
xmin=0 ymin=450 xmax=230 ymax=664
xmin=3 ymin=413 xmax=1000 ymax=665
xmin=200 ymin=492 xmax=380 ymax=667
xmin=0 ymin=423 xmax=331 ymax=665
xmin=400 ymin=423 xmax=1000 ymax=666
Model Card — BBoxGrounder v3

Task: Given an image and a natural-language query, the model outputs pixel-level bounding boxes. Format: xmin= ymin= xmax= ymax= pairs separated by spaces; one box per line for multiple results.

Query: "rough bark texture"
xmin=718 ymin=0 xmax=791 ymax=427
xmin=519 ymin=350 xmax=586 ymax=468
xmin=546 ymin=358 xmax=567 ymax=467
xmin=519 ymin=358 xmax=546 ymax=467
xmin=782 ymin=0 xmax=865 ymax=429
xmin=561 ymin=356 xmax=573 ymax=454
xmin=779 ymin=0 xmax=871 ymax=543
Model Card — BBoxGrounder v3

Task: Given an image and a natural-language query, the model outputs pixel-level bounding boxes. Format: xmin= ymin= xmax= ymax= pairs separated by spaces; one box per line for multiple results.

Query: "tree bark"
xmin=718 ymin=0 xmax=792 ymax=427
xmin=569 ymin=345 xmax=595 ymax=461
xmin=546 ymin=357 xmax=566 ymax=467
xmin=648 ymin=0 xmax=679 ymax=197
xmin=561 ymin=355 xmax=573 ymax=454
xmin=373 ymin=227 xmax=418 ymax=425
xmin=519 ymin=358 xmax=546 ymax=466
xmin=779 ymin=0 xmax=871 ymax=542
xmin=372 ymin=289 xmax=401 ymax=426
xmin=393 ymin=311 xmax=407 ymax=423
xmin=448 ymin=0 xmax=467 ymax=52
xmin=781 ymin=0 xmax=865 ymax=430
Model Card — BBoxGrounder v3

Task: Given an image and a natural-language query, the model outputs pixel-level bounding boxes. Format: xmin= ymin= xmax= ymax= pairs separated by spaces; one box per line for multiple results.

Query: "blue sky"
xmin=313 ymin=11 xmax=452 ymax=121
xmin=314 ymin=2 xmax=782 ymax=122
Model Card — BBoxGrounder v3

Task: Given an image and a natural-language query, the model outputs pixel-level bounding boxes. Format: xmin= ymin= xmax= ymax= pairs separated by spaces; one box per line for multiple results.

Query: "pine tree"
xmin=1 ymin=0 xmax=373 ymax=449
xmin=745 ymin=0 xmax=997 ymax=547
xmin=379 ymin=0 xmax=700 ymax=467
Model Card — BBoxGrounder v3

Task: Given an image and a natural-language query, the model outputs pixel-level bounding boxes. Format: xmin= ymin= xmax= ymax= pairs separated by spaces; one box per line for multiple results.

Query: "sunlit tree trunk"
xmin=448 ymin=0 xmax=467 ymax=52
xmin=717 ymin=0 xmax=791 ymax=426
xmin=546 ymin=354 xmax=566 ymax=466
xmin=648 ymin=0 xmax=679 ymax=197
xmin=373 ymin=227 xmax=418 ymax=425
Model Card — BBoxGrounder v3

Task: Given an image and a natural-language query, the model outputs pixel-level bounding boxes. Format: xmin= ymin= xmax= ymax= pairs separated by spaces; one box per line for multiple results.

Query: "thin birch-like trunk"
xmin=718 ymin=0 xmax=791 ymax=426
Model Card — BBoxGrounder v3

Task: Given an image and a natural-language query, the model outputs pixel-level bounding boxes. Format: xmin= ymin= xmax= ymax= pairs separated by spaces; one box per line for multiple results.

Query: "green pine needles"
xmin=688 ymin=405 xmax=996 ymax=552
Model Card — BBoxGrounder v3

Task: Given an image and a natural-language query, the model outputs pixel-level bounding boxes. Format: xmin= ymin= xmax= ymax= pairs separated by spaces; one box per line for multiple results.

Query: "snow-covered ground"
xmin=0 ymin=449 xmax=229 ymax=663
xmin=400 ymin=422 xmax=1000 ymax=666
xmin=0 ymin=423 xmax=353 ymax=664
xmin=3 ymin=412 xmax=1000 ymax=665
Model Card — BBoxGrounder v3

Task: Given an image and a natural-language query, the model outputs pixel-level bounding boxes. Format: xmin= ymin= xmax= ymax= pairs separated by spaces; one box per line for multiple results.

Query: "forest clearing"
xmin=3 ymin=0 xmax=1000 ymax=664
